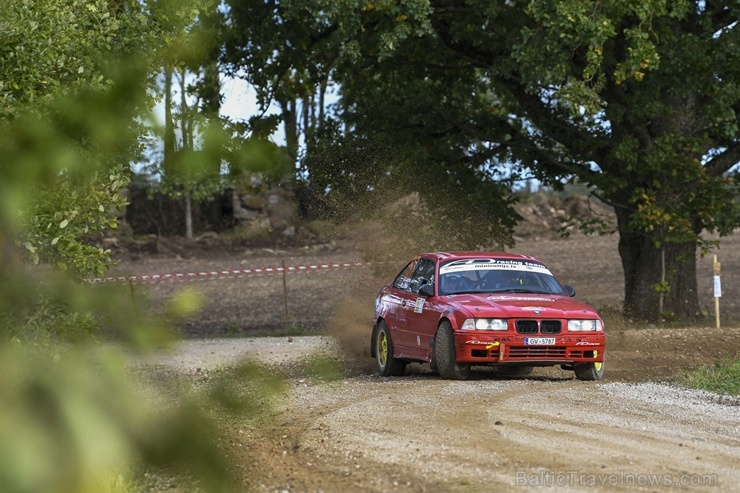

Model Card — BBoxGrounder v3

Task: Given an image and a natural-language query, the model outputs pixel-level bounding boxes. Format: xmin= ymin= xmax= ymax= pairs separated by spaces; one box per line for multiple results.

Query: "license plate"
xmin=525 ymin=337 xmax=555 ymax=345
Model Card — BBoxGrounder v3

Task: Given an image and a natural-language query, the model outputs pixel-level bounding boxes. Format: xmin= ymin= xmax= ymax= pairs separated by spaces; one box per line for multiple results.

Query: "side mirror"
xmin=419 ymin=284 xmax=434 ymax=297
xmin=563 ymin=285 xmax=576 ymax=297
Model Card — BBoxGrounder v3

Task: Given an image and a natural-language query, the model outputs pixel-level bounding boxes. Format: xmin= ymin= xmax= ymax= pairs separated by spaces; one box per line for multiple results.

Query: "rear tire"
xmin=574 ymin=360 xmax=604 ymax=381
xmin=434 ymin=321 xmax=470 ymax=380
xmin=375 ymin=321 xmax=407 ymax=377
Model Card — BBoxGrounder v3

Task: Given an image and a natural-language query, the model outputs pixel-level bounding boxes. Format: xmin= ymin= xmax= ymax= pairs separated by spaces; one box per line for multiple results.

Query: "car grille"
xmin=540 ymin=320 xmax=562 ymax=334
xmin=507 ymin=346 xmax=567 ymax=359
xmin=515 ymin=319 xmax=562 ymax=334
xmin=515 ymin=320 xmax=538 ymax=334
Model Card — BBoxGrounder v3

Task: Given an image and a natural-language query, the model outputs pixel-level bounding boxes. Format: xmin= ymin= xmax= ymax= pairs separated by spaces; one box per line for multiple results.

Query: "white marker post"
xmin=713 ymin=255 xmax=721 ymax=329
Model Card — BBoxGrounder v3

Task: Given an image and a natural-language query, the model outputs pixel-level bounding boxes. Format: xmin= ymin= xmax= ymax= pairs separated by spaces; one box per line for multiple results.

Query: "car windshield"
xmin=438 ymin=258 xmax=567 ymax=296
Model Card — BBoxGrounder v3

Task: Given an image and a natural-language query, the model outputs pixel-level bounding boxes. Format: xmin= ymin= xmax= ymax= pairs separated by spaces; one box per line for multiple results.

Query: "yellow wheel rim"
xmin=594 ymin=362 xmax=603 ymax=372
xmin=378 ymin=332 xmax=388 ymax=366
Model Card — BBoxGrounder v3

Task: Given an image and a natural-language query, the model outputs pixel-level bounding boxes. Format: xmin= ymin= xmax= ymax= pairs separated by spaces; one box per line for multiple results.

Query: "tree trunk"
xmin=184 ymin=191 xmax=193 ymax=239
xmin=163 ymin=65 xmax=175 ymax=175
xmin=279 ymin=96 xmax=299 ymax=163
xmin=615 ymin=208 xmax=702 ymax=322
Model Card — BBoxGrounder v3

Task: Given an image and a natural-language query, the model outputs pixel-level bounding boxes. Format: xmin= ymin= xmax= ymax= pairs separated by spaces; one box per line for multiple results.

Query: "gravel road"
xmin=142 ymin=333 xmax=739 ymax=493
xmin=137 ymin=336 xmax=339 ymax=372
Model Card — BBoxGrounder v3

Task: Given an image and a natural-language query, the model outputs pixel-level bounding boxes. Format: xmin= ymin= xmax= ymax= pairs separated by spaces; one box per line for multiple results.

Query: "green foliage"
xmin=0 ymin=0 xmax=142 ymax=118
xmin=20 ymin=167 xmax=128 ymax=278
xmin=146 ymin=0 xmax=292 ymax=230
xmin=221 ymin=0 xmax=338 ymax=109
xmin=0 ymin=1 xmax=286 ymax=492
xmin=226 ymin=133 xmax=294 ymax=187
xmin=0 ymin=0 xmax=154 ymax=279
xmin=651 ymin=281 xmax=671 ymax=295
xmin=157 ymin=141 xmax=224 ymax=203
xmin=677 ymin=358 xmax=740 ymax=396
xmin=0 ymin=342 xmax=289 ymax=493
xmin=221 ymin=0 xmax=350 ymax=161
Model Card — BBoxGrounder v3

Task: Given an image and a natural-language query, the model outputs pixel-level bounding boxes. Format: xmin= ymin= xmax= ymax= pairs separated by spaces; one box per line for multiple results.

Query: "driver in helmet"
xmin=441 ymin=274 xmax=463 ymax=294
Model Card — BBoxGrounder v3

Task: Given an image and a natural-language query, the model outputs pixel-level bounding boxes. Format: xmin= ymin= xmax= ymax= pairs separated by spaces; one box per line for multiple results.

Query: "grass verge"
xmin=677 ymin=357 xmax=740 ymax=395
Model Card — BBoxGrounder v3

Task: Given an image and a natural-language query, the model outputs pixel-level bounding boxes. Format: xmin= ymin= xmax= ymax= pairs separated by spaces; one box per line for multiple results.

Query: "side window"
xmin=392 ymin=260 xmax=418 ymax=292
xmin=408 ymin=258 xmax=436 ymax=294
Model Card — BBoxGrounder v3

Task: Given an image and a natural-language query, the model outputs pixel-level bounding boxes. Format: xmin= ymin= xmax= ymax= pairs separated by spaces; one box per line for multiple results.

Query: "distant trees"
xmin=146 ymin=0 xmax=223 ymax=239
xmin=221 ymin=0 xmax=338 ymax=162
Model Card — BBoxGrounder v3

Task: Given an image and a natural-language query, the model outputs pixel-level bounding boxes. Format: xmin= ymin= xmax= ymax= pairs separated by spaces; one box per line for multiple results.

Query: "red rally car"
xmin=370 ymin=252 xmax=606 ymax=381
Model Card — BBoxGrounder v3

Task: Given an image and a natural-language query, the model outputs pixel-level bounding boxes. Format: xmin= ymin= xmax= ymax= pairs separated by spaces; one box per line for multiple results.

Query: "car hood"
xmin=445 ymin=293 xmax=600 ymax=319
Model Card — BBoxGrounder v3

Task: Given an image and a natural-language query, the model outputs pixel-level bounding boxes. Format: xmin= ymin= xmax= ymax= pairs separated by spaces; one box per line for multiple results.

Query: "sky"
xmin=220 ymin=75 xmax=286 ymax=144
xmin=219 ymin=76 xmax=256 ymax=121
xmin=151 ymin=73 xmax=285 ymax=141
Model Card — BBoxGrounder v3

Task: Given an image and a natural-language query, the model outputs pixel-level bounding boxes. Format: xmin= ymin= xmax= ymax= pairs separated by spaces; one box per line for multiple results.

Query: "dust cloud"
xmin=323 ymin=193 xmax=446 ymax=374
xmin=320 ymin=182 xmax=519 ymax=374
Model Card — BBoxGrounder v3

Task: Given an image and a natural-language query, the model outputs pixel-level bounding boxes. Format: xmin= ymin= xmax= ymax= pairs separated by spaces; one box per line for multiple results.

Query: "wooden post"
xmin=658 ymin=246 xmax=665 ymax=320
xmin=282 ymin=259 xmax=289 ymax=329
xmin=128 ymin=278 xmax=139 ymax=318
xmin=713 ymin=255 xmax=721 ymax=329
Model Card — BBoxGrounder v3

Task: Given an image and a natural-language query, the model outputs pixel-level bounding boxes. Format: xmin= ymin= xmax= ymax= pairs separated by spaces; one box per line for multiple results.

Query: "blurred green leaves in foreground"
xmin=0 ymin=1 xmax=286 ymax=491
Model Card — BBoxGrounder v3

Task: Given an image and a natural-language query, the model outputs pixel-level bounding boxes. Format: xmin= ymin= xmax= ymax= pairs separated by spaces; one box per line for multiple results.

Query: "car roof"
xmin=422 ymin=251 xmax=543 ymax=263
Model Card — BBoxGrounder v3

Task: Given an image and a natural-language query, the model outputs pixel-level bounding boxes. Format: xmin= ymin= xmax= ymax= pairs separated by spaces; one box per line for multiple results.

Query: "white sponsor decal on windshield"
xmin=440 ymin=259 xmax=552 ymax=276
xmin=488 ymin=296 xmax=556 ymax=302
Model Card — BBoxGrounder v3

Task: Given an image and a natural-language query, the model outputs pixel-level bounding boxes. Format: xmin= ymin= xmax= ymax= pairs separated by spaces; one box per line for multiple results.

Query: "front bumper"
xmin=454 ymin=331 xmax=605 ymax=365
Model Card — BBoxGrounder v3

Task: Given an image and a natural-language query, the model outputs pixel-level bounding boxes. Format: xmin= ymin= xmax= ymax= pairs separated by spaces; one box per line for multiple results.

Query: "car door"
xmin=402 ymin=257 xmax=439 ymax=355
xmin=394 ymin=257 xmax=437 ymax=354
xmin=382 ymin=259 xmax=419 ymax=348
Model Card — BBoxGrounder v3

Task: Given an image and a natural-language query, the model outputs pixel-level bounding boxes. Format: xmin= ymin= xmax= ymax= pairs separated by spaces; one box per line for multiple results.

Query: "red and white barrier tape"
xmin=85 ymin=261 xmax=370 ymax=285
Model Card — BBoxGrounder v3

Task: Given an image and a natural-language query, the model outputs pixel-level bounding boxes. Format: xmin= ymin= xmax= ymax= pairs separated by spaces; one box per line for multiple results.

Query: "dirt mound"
xmin=514 ymin=193 xmax=615 ymax=240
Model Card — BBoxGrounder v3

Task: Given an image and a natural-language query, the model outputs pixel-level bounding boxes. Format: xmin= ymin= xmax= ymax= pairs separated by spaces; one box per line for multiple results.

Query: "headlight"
xmin=461 ymin=318 xmax=508 ymax=331
xmin=567 ymin=319 xmax=603 ymax=331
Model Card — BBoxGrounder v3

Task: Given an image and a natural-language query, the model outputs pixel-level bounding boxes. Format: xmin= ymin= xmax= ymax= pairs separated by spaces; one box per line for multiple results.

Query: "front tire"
xmin=574 ymin=360 xmax=604 ymax=381
xmin=434 ymin=321 xmax=471 ymax=380
xmin=375 ymin=321 xmax=407 ymax=377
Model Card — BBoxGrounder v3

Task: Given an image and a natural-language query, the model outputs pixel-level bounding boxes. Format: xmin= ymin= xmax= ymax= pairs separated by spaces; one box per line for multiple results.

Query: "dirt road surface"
xmin=149 ymin=326 xmax=740 ymax=493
